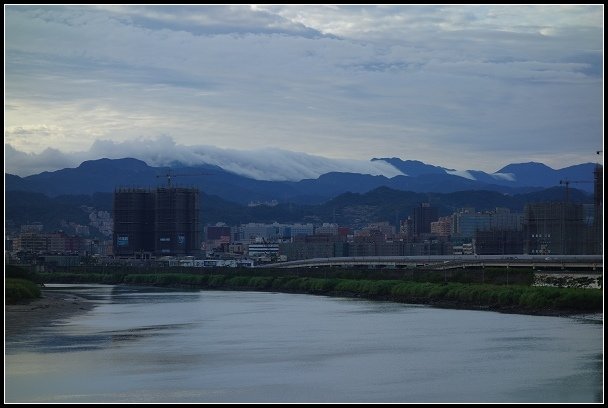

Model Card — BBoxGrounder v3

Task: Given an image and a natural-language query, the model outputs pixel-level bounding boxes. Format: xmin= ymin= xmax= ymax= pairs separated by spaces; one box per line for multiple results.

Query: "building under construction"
xmin=113 ymin=187 xmax=200 ymax=257
xmin=523 ymin=202 xmax=586 ymax=255
xmin=523 ymin=161 xmax=603 ymax=256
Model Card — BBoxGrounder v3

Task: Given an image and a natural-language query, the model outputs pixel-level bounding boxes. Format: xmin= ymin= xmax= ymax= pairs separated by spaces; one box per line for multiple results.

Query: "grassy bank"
xmin=5 ymin=278 xmax=42 ymax=304
xmin=35 ymin=268 xmax=602 ymax=315
xmin=5 ymin=265 xmax=43 ymax=304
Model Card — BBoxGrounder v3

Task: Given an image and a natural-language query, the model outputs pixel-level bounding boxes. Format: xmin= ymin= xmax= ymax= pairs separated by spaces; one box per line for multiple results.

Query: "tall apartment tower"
xmin=113 ymin=188 xmax=155 ymax=257
xmin=113 ymin=187 xmax=200 ymax=257
xmin=523 ymin=202 xmax=585 ymax=255
xmin=414 ymin=202 xmax=439 ymax=236
xmin=154 ymin=187 xmax=200 ymax=256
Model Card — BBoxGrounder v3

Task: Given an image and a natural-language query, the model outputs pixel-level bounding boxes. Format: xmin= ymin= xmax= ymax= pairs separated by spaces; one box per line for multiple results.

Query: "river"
xmin=4 ymin=284 xmax=603 ymax=403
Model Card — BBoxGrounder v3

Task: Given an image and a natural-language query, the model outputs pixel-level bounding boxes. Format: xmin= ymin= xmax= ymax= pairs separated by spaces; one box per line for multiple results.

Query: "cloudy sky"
xmin=4 ymin=5 xmax=604 ymax=179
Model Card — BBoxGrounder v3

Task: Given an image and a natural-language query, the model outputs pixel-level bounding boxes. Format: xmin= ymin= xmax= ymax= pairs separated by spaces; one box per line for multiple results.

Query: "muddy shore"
xmin=5 ymin=290 xmax=96 ymax=338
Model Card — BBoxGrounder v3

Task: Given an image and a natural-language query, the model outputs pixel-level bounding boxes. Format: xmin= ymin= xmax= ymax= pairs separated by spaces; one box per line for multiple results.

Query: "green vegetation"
xmin=5 ymin=265 xmax=43 ymax=304
xmin=6 ymin=264 xmax=43 ymax=283
xmin=5 ymin=278 xmax=42 ymax=304
xmin=6 ymin=277 xmax=42 ymax=303
xmin=34 ymin=266 xmax=602 ymax=315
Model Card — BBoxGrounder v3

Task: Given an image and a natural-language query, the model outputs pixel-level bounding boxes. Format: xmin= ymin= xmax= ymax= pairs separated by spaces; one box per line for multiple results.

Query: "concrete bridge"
xmin=261 ymin=255 xmax=603 ymax=271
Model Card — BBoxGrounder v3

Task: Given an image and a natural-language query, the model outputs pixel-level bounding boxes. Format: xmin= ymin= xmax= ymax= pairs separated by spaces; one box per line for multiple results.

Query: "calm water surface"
xmin=4 ymin=284 xmax=603 ymax=403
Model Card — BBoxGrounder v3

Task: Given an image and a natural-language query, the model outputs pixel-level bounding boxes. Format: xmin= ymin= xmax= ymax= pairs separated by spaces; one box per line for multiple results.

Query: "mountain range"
xmin=5 ymin=156 xmax=597 ymax=236
xmin=5 ymin=157 xmax=598 ymax=206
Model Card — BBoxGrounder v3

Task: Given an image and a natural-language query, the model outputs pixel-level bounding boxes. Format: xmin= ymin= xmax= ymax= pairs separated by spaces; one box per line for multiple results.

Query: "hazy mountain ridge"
xmin=5 ymin=185 xmax=592 ymax=235
xmin=5 ymin=157 xmax=596 ymax=206
xmin=373 ymin=158 xmax=597 ymax=191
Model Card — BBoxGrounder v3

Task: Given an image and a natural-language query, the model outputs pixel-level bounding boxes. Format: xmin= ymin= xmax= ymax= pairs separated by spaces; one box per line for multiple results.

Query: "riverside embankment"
xmin=26 ymin=266 xmax=602 ymax=317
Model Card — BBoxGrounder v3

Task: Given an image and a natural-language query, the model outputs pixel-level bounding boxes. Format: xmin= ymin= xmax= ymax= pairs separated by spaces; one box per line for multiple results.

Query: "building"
xmin=315 ymin=223 xmax=339 ymax=236
xmin=206 ymin=225 xmax=232 ymax=241
xmin=491 ymin=207 xmax=523 ymax=231
xmin=234 ymin=222 xmax=315 ymax=243
xmin=399 ymin=217 xmax=414 ymax=240
xmin=113 ymin=188 xmax=155 ymax=257
xmin=13 ymin=232 xmax=49 ymax=253
xmin=12 ymin=231 xmax=84 ymax=254
xmin=452 ymin=208 xmax=491 ymax=238
xmin=290 ymin=223 xmax=315 ymax=239
xmin=356 ymin=222 xmax=396 ymax=239
xmin=414 ymin=203 xmax=439 ymax=236
xmin=523 ymin=202 xmax=586 ymax=255
xmin=247 ymin=242 xmax=280 ymax=261
xmin=280 ymin=234 xmax=346 ymax=261
xmin=475 ymin=229 xmax=524 ymax=255
xmin=431 ymin=216 xmax=452 ymax=237
xmin=113 ymin=187 xmax=200 ymax=257
xmin=154 ymin=187 xmax=200 ymax=256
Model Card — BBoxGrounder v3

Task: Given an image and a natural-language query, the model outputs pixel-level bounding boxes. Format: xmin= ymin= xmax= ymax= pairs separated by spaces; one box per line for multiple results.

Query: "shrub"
xmin=5 ymin=278 xmax=42 ymax=304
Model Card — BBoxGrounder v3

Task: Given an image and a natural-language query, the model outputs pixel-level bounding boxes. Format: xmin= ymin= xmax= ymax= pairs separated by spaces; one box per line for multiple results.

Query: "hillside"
xmin=5 ymin=186 xmax=592 ymax=234
xmin=6 ymin=158 xmax=598 ymax=206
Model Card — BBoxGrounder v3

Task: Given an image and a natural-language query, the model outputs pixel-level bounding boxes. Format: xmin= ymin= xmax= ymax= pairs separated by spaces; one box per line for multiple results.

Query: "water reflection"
xmin=5 ymin=285 xmax=604 ymax=403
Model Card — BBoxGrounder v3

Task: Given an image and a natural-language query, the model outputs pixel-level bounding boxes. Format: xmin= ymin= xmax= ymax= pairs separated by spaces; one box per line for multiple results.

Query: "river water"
xmin=4 ymin=284 xmax=603 ymax=403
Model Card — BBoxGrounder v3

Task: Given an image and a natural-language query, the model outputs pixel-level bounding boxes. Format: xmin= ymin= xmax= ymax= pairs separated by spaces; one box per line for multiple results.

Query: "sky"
xmin=4 ymin=4 xmax=604 ymax=180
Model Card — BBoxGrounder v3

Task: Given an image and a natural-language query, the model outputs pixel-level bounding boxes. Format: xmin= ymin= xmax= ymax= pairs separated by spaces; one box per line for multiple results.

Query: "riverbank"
xmin=223 ymin=286 xmax=603 ymax=319
xmin=5 ymin=290 xmax=96 ymax=338
xmin=33 ymin=271 xmax=604 ymax=318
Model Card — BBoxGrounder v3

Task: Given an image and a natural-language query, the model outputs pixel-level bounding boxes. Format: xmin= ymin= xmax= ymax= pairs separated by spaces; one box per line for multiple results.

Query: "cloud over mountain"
xmin=5 ymin=136 xmax=404 ymax=181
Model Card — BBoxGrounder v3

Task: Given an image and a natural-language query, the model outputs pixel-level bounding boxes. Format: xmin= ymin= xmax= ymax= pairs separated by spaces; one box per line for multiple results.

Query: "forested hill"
xmin=5 ymin=186 xmax=592 ymax=235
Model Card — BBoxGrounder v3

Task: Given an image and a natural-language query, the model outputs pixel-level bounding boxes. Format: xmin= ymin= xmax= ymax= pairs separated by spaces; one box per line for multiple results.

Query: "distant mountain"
xmin=5 ymin=157 xmax=597 ymax=206
xmin=374 ymin=158 xmax=597 ymax=192
xmin=496 ymin=162 xmax=598 ymax=189
xmin=5 ymin=185 xmax=593 ymax=234
xmin=371 ymin=158 xmax=447 ymax=176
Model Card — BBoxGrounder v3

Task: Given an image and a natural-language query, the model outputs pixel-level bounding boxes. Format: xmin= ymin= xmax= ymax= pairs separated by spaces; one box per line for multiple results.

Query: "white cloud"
xmin=4 ymin=144 xmax=80 ymax=176
xmin=5 ymin=137 xmax=405 ymax=181
xmin=491 ymin=172 xmax=516 ymax=182
xmin=445 ymin=169 xmax=476 ymax=181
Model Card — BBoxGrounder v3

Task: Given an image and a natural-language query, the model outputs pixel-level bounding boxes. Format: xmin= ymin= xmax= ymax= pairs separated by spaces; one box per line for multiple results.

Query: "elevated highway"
xmin=261 ymin=255 xmax=603 ymax=271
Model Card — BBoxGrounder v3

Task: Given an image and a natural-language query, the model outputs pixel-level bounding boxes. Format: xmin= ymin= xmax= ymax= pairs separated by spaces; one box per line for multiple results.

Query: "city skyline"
xmin=5 ymin=5 xmax=604 ymax=177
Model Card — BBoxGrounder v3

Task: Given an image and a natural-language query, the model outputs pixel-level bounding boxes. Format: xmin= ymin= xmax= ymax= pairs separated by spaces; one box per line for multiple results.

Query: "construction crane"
xmin=156 ymin=171 xmax=214 ymax=188
xmin=559 ymin=179 xmax=592 ymax=203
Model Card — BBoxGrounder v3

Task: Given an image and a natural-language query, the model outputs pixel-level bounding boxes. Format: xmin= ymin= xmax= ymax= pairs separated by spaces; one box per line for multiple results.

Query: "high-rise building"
xmin=414 ymin=203 xmax=439 ymax=236
xmin=523 ymin=202 xmax=585 ymax=255
xmin=154 ymin=187 xmax=200 ymax=256
xmin=113 ymin=187 xmax=199 ymax=257
xmin=475 ymin=229 xmax=524 ymax=255
xmin=431 ymin=216 xmax=452 ymax=237
xmin=399 ymin=217 xmax=414 ymax=239
xmin=113 ymin=188 xmax=155 ymax=257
